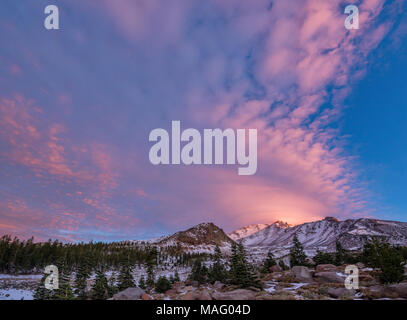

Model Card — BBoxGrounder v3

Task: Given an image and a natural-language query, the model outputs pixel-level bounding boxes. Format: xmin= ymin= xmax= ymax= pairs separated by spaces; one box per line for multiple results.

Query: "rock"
xmin=384 ymin=282 xmax=407 ymax=299
xmin=111 ymin=287 xmax=145 ymax=300
xmin=314 ymin=272 xmax=344 ymax=284
xmin=270 ymin=265 xmax=282 ymax=273
xmin=212 ymin=289 xmax=257 ymax=300
xmin=362 ymin=285 xmax=384 ymax=299
xmin=141 ymin=293 xmax=153 ymax=300
xmin=359 ymin=273 xmax=375 ymax=283
xmin=181 ymin=291 xmax=198 ymax=300
xmin=213 ymin=281 xmax=225 ymax=290
xmin=315 ymin=264 xmax=337 ymax=272
xmin=185 ymin=280 xmax=199 ymax=287
xmin=291 ymin=266 xmax=313 ymax=282
xmin=327 ymin=287 xmax=355 ymax=299
xmin=197 ymin=289 xmax=212 ymax=300
xmin=164 ymin=289 xmax=178 ymax=296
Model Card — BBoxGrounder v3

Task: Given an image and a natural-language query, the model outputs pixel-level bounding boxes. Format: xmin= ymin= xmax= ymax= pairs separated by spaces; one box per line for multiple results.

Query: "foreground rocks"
xmin=108 ymin=263 xmax=406 ymax=301
xmin=110 ymin=287 xmax=145 ymax=300
xmin=291 ymin=266 xmax=313 ymax=282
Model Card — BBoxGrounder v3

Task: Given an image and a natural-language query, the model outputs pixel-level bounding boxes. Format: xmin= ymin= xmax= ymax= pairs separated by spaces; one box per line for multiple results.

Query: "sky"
xmin=0 ymin=0 xmax=406 ymax=242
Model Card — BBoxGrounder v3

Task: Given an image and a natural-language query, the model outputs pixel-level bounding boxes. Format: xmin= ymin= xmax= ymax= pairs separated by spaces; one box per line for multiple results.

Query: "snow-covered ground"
xmin=0 ymin=274 xmax=42 ymax=280
xmin=0 ymin=288 xmax=33 ymax=300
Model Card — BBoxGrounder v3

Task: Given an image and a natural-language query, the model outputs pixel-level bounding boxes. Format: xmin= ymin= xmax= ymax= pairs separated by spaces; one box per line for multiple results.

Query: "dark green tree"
xmin=208 ymin=245 xmax=227 ymax=283
xmin=146 ymin=247 xmax=158 ymax=289
xmin=313 ymin=250 xmax=334 ymax=266
xmin=361 ymin=238 xmax=405 ymax=284
xmin=278 ymin=260 xmax=289 ymax=270
xmin=334 ymin=240 xmax=345 ymax=266
xmin=117 ymin=260 xmax=135 ymax=291
xmin=173 ymin=270 xmax=180 ymax=283
xmin=53 ymin=268 xmax=75 ymax=300
xmin=261 ymin=250 xmax=277 ymax=273
xmin=138 ymin=275 xmax=146 ymax=289
xmin=91 ymin=269 xmax=110 ymax=300
xmin=289 ymin=235 xmax=307 ymax=267
xmin=74 ymin=258 xmax=92 ymax=299
xmin=190 ymin=259 xmax=207 ymax=284
xmin=229 ymin=242 xmax=261 ymax=288
xmin=155 ymin=276 xmax=172 ymax=293
xmin=33 ymin=274 xmax=53 ymax=300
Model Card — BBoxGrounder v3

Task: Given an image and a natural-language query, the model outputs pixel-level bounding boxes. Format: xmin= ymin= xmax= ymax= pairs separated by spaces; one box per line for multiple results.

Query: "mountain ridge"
xmin=134 ymin=217 xmax=407 ymax=257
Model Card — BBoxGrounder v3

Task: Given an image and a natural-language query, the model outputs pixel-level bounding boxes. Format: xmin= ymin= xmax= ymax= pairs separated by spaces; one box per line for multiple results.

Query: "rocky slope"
xmin=228 ymin=221 xmax=291 ymax=241
xmin=153 ymin=222 xmax=234 ymax=253
xmin=237 ymin=217 xmax=407 ymax=257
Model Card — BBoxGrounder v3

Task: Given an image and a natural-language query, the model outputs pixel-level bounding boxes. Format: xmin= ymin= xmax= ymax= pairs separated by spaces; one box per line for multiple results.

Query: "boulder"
xmin=270 ymin=265 xmax=283 ymax=273
xmin=384 ymin=282 xmax=407 ymax=299
xmin=315 ymin=264 xmax=337 ymax=272
xmin=213 ymin=281 xmax=225 ymax=291
xmin=181 ymin=291 xmax=199 ymax=300
xmin=327 ymin=287 xmax=355 ymax=299
xmin=362 ymin=285 xmax=384 ymax=299
xmin=212 ymin=289 xmax=257 ymax=300
xmin=111 ymin=287 xmax=145 ymax=300
xmin=141 ymin=293 xmax=153 ymax=300
xmin=197 ymin=289 xmax=212 ymax=300
xmin=185 ymin=280 xmax=199 ymax=287
xmin=291 ymin=266 xmax=313 ymax=282
xmin=359 ymin=273 xmax=375 ymax=283
xmin=314 ymin=272 xmax=344 ymax=284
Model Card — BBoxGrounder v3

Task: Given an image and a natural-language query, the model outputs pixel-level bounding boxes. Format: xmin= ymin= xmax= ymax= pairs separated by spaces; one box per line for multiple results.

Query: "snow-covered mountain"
xmin=228 ymin=221 xmax=291 ymax=240
xmin=228 ymin=224 xmax=270 ymax=240
xmin=134 ymin=222 xmax=235 ymax=253
xmin=239 ymin=217 xmax=407 ymax=256
xmin=134 ymin=217 xmax=407 ymax=257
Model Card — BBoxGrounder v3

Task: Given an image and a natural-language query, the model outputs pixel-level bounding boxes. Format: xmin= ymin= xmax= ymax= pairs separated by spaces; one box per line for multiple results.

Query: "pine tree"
xmin=261 ymin=250 xmax=276 ymax=273
xmin=146 ymin=247 xmax=158 ymax=289
xmin=190 ymin=259 xmax=207 ymax=284
xmin=53 ymin=268 xmax=75 ymax=300
xmin=117 ymin=260 xmax=135 ymax=291
xmin=278 ymin=260 xmax=289 ymax=270
xmin=209 ymin=245 xmax=226 ymax=283
xmin=173 ymin=270 xmax=180 ymax=283
xmin=91 ymin=269 xmax=110 ymax=300
xmin=289 ymin=235 xmax=307 ymax=267
xmin=361 ymin=238 xmax=405 ymax=284
xmin=33 ymin=274 xmax=53 ymax=300
xmin=138 ymin=275 xmax=146 ymax=289
xmin=335 ymin=240 xmax=345 ymax=266
xmin=229 ymin=242 xmax=261 ymax=288
xmin=108 ymin=271 xmax=118 ymax=297
xmin=313 ymin=250 xmax=334 ymax=266
xmin=155 ymin=276 xmax=172 ymax=293
xmin=74 ymin=258 xmax=91 ymax=299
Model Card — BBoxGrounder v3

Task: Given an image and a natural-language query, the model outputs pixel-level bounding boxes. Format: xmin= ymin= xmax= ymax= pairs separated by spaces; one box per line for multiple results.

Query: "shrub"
xmin=155 ymin=276 xmax=172 ymax=293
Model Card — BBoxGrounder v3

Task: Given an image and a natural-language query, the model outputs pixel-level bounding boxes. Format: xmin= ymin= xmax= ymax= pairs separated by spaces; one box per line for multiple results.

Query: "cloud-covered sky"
xmin=0 ymin=0 xmax=406 ymax=241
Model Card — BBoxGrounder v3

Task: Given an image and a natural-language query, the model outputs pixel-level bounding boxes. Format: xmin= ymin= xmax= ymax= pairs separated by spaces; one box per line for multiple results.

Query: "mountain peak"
xmin=159 ymin=222 xmax=234 ymax=247
xmin=272 ymin=220 xmax=292 ymax=228
xmin=323 ymin=216 xmax=339 ymax=222
xmin=228 ymin=223 xmax=271 ymax=240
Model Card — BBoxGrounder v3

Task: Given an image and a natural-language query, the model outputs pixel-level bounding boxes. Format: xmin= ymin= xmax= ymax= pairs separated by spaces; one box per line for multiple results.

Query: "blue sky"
xmin=342 ymin=8 xmax=407 ymax=221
